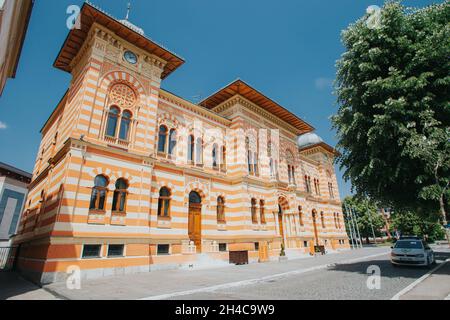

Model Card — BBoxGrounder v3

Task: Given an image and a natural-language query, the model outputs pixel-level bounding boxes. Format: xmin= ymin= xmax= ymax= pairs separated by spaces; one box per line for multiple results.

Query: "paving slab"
xmin=399 ymin=260 xmax=450 ymax=300
xmin=0 ymin=272 xmax=58 ymax=300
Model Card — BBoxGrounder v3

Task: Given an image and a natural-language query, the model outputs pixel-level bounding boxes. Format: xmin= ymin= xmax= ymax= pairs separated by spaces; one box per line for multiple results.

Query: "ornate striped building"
xmin=14 ymin=3 xmax=349 ymax=284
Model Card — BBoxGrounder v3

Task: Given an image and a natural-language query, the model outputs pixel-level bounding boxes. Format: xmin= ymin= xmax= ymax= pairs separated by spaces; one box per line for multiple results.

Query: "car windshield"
xmin=395 ymin=241 xmax=423 ymax=249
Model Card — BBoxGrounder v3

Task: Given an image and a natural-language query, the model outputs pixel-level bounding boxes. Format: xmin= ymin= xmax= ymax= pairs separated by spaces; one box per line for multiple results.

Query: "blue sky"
xmin=0 ymin=0 xmax=440 ymax=198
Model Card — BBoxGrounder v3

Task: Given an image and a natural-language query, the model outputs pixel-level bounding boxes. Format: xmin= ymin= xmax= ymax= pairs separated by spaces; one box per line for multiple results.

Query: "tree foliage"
xmin=333 ymin=1 xmax=450 ymax=218
xmin=343 ymin=196 xmax=386 ymax=243
xmin=390 ymin=210 xmax=445 ymax=242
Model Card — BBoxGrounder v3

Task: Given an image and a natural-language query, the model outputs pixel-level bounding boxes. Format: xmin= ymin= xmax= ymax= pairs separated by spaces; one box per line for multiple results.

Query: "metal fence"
xmin=0 ymin=246 xmax=18 ymax=271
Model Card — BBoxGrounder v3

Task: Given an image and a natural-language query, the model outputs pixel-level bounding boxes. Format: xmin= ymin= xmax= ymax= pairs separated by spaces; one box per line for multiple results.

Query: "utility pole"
xmin=345 ymin=203 xmax=357 ymax=249
xmin=351 ymin=206 xmax=363 ymax=248
xmin=344 ymin=204 xmax=354 ymax=249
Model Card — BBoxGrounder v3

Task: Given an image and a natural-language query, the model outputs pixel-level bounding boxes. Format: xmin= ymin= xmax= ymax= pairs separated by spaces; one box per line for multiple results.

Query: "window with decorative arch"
xmin=187 ymin=134 xmax=195 ymax=163
xmin=212 ymin=143 xmax=219 ymax=169
xmin=89 ymin=175 xmax=108 ymax=212
xmin=112 ymin=178 xmax=128 ymax=213
xmin=298 ymin=205 xmax=304 ymax=226
xmin=328 ymin=182 xmax=335 ymax=199
xmin=157 ymin=124 xmax=177 ymax=158
xmin=157 ymin=187 xmax=171 ymax=218
xmin=251 ymin=198 xmax=258 ymax=224
xmin=105 ymin=83 xmax=137 ymax=143
xmin=221 ymin=145 xmax=227 ymax=171
xmin=260 ymin=200 xmax=266 ymax=224
xmin=286 ymin=150 xmax=296 ymax=185
xmin=217 ymin=196 xmax=225 ymax=223
xmin=194 ymin=137 xmax=204 ymax=166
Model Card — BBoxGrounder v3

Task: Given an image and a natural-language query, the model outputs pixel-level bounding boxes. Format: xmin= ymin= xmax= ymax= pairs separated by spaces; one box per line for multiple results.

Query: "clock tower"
xmin=52 ymin=2 xmax=184 ymax=157
xmin=14 ymin=2 xmax=184 ymax=283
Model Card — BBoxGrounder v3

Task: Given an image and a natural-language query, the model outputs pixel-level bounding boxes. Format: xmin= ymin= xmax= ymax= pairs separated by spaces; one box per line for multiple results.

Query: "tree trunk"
xmin=439 ymin=192 xmax=450 ymax=248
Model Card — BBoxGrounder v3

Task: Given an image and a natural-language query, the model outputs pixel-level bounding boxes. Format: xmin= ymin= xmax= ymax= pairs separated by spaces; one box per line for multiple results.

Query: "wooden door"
xmin=258 ymin=241 xmax=269 ymax=262
xmin=278 ymin=212 xmax=284 ymax=242
xmin=188 ymin=204 xmax=202 ymax=252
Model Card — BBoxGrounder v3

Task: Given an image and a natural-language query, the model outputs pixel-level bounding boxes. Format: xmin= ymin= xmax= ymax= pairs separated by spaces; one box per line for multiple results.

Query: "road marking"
xmin=391 ymin=258 xmax=450 ymax=300
xmin=140 ymin=251 xmax=388 ymax=300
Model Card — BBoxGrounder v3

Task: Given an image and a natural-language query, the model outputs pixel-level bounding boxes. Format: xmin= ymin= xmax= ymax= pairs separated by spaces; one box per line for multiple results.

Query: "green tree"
xmin=332 ymin=2 xmax=450 ymax=237
xmin=390 ymin=210 xmax=445 ymax=242
xmin=343 ymin=196 xmax=386 ymax=244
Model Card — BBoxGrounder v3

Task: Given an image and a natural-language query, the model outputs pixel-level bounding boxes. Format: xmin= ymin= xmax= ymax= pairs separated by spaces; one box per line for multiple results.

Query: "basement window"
xmin=157 ymin=244 xmax=170 ymax=255
xmin=107 ymin=244 xmax=125 ymax=257
xmin=82 ymin=244 xmax=102 ymax=259
xmin=219 ymin=243 xmax=227 ymax=252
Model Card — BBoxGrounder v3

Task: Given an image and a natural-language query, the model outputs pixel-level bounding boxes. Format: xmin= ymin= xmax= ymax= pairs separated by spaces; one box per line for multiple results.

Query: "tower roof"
xmin=54 ymin=1 xmax=184 ymax=79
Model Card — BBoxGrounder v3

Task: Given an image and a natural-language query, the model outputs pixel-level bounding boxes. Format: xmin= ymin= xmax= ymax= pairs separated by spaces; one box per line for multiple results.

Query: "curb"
xmin=391 ymin=258 xmax=450 ymax=300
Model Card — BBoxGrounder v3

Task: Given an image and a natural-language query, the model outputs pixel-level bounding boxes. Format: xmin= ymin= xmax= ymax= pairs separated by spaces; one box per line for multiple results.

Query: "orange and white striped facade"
xmin=13 ymin=3 xmax=349 ymax=284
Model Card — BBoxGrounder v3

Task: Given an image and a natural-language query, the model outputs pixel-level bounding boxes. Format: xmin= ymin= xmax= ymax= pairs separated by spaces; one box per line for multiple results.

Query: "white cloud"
xmin=0 ymin=121 xmax=7 ymax=130
xmin=314 ymin=77 xmax=333 ymax=90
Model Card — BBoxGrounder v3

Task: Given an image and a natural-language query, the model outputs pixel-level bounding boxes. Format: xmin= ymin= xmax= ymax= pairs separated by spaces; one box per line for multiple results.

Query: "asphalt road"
xmin=3 ymin=246 xmax=448 ymax=300
xmin=169 ymin=249 xmax=450 ymax=300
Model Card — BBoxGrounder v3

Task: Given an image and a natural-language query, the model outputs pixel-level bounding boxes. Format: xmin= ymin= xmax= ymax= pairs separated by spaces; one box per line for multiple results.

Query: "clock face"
xmin=124 ymin=51 xmax=137 ymax=65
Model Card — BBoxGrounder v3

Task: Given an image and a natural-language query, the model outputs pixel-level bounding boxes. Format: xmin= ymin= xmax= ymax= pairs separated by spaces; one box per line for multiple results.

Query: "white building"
xmin=0 ymin=161 xmax=31 ymax=246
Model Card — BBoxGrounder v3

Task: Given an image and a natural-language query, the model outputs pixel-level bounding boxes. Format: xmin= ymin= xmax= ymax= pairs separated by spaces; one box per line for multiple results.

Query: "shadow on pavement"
xmin=327 ymin=250 xmax=450 ymax=279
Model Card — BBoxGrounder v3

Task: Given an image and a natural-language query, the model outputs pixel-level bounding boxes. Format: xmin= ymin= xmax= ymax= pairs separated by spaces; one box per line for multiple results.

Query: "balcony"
xmin=104 ymin=135 xmax=129 ymax=149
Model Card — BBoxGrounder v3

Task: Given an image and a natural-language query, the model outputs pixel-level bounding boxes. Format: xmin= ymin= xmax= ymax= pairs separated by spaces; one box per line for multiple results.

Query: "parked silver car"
xmin=391 ymin=239 xmax=435 ymax=267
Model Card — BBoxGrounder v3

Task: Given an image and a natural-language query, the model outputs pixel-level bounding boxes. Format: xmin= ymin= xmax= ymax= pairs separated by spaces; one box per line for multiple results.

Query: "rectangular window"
xmin=107 ymin=244 xmax=124 ymax=257
xmin=157 ymin=244 xmax=170 ymax=255
xmin=219 ymin=243 xmax=227 ymax=252
xmin=254 ymin=242 xmax=259 ymax=251
xmin=82 ymin=244 xmax=102 ymax=258
xmin=304 ymin=241 xmax=308 ymax=248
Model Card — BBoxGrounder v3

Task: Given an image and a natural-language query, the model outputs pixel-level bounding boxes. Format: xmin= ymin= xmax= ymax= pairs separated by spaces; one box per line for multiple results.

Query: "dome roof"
xmin=297 ymin=132 xmax=324 ymax=148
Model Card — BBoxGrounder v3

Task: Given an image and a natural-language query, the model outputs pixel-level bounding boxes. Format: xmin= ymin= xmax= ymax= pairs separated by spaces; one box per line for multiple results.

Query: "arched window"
xmin=221 ymin=145 xmax=226 ymax=170
xmin=305 ymin=176 xmax=310 ymax=193
xmin=119 ymin=110 xmax=132 ymax=141
xmin=212 ymin=143 xmax=218 ymax=168
xmin=291 ymin=166 xmax=296 ymax=185
xmin=158 ymin=125 xmax=168 ymax=153
xmin=112 ymin=178 xmax=128 ymax=213
xmin=336 ymin=213 xmax=341 ymax=229
xmin=288 ymin=165 xmax=292 ymax=183
xmin=328 ymin=182 xmax=334 ymax=199
xmin=196 ymin=137 xmax=203 ymax=165
xmin=314 ymin=179 xmax=321 ymax=195
xmin=189 ymin=191 xmax=202 ymax=204
xmin=217 ymin=196 xmax=225 ymax=223
xmin=321 ymin=212 xmax=325 ymax=229
xmin=251 ymin=198 xmax=258 ymax=224
xmin=298 ymin=205 xmax=304 ymax=226
xmin=308 ymin=176 xmax=312 ymax=193
xmin=269 ymin=159 xmax=274 ymax=177
xmin=89 ymin=175 xmax=108 ymax=211
xmin=168 ymin=129 xmax=177 ymax=156
xmin=253 ymin=151 xmax=258 ymax=175
xmin=246 ymin=137 xmax=253 ymax=174
xmin=106 ymin=106 xmax=120 ymax=137
xmin=187 ymin=135 xmax=194 ymax=162
xmin=157 ymin=187 xmax=171 ymax=218
xmin=260 ymin=200 xmax=266 ymax=224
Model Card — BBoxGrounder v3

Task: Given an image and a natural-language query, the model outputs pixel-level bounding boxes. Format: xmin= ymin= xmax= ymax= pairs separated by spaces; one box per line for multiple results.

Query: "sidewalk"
xmin=42 ymin=247 xmax=388 ymax=300
xmin=399 ymin=260 xmax=450 ymax=300
xmin=0 ymin=272 xmax=58 ymax=300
